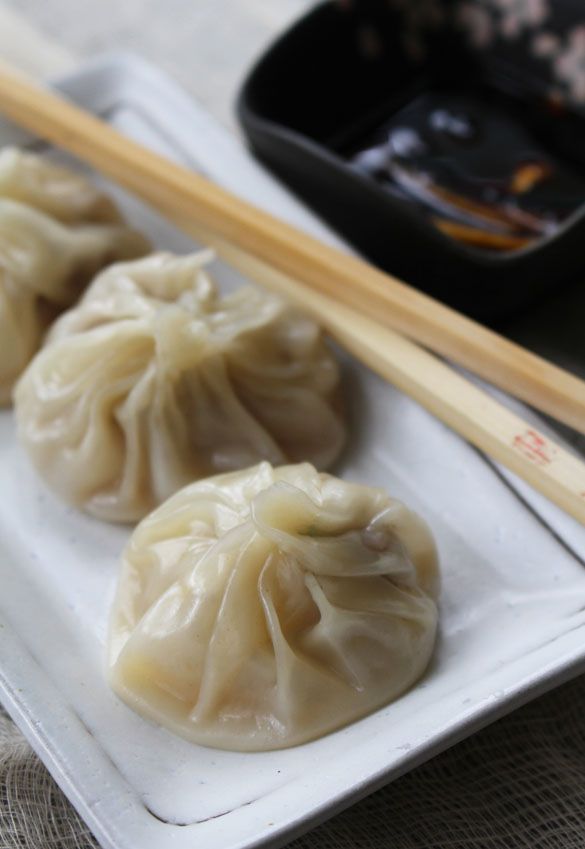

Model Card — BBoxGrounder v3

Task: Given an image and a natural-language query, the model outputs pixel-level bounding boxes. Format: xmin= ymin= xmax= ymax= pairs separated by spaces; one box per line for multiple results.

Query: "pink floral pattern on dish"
xmin=554 ymin=26 xmax=585 ymax=103
xmin=532 ymin=31 xmax=560 ymax=58
xmin=531 ymin=27 xmax=585 ymax=104
xmin=456 ymin=3 xmax=494 ymax=48
xmin=344 ymin=0 xmax=585 ymax=112
xmin=452 ymin=0 xmax=585 ymax=110
xmin=493 ymin=0 xmax=548 ymax=39
xmin=456 ymin=0 xmax=548 ymax=47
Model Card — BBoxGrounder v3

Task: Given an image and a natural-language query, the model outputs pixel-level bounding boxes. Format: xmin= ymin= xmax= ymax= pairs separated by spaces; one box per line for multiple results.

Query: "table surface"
xmin=1 ymin=3 xmax=585 ymax=849
xmin=0 ymin=0 xmax=311 ymax=129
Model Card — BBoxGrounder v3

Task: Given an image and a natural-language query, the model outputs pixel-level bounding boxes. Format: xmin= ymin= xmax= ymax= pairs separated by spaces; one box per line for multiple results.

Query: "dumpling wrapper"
xmin=14 ymin=253 xmax=346 ymax=522
xmin=108 ymin=462 xmax=439 ymax=751
xmin=0 ymin=147 xmax=125 ymax=224
xmin=0 ymin=148 xmax=149 ymax=404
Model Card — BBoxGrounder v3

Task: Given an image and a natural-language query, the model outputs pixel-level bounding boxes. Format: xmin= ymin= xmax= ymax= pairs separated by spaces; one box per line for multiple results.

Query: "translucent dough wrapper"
xmin=0 ymin=147 xmax=124 ymax=223
xmin=0 ymin=148 xmax=149 ymax=404
xmin=108 ymin=462 xmax=440 ymax=751
xmin=14 ymin=253 xmax=346 ymax=522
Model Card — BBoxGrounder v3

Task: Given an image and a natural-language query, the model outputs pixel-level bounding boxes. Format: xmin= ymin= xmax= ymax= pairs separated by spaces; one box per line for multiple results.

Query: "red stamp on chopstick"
xmin=513 ymin=429 xmax=555 ymax=466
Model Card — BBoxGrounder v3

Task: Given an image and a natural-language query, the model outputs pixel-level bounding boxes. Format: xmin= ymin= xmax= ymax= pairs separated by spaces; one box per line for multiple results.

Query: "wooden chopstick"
xmin=0 ymin=67 xmax=584 ymax=523
xmin=188 ymin=226 xmax=585 ymax=525
xmin=0 ymin=63 xmax=583 ymax=436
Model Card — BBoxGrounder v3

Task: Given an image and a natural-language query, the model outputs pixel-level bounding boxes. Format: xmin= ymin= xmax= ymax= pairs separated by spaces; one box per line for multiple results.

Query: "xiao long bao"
xmin=14 ymin=252 xmax=346 ymax=522
xmin=0 ymin=148 xmax=149 ymax=404
xmin=108 ymin=462 xmax=440 ymax=751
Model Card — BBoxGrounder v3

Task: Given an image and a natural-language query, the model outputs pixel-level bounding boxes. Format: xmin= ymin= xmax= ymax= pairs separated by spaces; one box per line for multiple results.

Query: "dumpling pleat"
xmin=108 ymin=462 xmax=440 ymax=750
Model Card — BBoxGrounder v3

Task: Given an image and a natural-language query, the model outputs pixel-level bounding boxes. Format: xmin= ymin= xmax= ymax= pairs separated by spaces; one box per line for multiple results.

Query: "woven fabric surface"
xmin=3 ymin=673 xmax=585 ymax=849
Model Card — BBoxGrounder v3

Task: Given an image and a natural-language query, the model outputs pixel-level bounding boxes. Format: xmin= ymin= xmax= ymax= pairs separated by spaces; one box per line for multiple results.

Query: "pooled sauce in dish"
xmin=346 ymin=87 xmax=585 ymax=252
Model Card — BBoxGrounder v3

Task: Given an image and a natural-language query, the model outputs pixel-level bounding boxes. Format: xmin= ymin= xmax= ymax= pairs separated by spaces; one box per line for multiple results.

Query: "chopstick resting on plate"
xmin=193 ymin=228 xmax=585 ymax=525
xmin=0 ymin=61 xmax=584 ymax=524
xmin=0 ymin=61 xmax=583 ymax=435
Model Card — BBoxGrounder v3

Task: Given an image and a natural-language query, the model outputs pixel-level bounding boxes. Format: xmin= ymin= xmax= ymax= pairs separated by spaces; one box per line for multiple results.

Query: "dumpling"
xmin=108 ymin=462 xmax=439 ymax=751
xmin=0 ymin=201 xmax=149 ymax=404
xmin=14 ymin=253 xmax=346 ymax=522
xmin=0 ymin=148 xmax=149 ymax=404
xmin=0 ymin=147 xmax=125 ymax=223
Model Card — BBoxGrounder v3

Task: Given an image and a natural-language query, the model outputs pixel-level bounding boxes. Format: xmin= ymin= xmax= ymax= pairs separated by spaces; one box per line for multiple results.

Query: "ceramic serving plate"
xmin=1 ymin=54 xmax=585 ymax=849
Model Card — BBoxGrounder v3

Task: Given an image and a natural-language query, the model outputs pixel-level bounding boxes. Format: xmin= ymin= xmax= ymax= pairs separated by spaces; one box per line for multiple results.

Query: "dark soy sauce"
xmin=344 ymin=87 xmax=585 ymax=252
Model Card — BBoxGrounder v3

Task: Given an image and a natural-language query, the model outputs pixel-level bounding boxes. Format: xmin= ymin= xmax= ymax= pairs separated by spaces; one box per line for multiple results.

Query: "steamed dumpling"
xmin=0 ymin=148 xmax=149 ymax=404
xmin=14 ymin=253 xmax=346 ymax=522
xmin=108 ymin=462 xmax=439 ymax=751
xmin=0 ymin=147 xmax=125 ymax=223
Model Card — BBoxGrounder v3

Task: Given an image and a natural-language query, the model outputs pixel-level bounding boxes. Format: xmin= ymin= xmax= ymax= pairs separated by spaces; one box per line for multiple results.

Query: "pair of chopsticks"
xmin=0 ymin=62 xmax=584 ymax=523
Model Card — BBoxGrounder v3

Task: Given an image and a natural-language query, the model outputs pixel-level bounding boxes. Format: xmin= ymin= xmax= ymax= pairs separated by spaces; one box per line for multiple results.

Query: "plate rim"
xmin=1 ymin=52 xmax=585 ymax=849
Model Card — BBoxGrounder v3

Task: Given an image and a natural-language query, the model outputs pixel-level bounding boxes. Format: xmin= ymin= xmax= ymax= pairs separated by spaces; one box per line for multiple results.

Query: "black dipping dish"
xmin=237 ymin=0 xmax=585 ymax=321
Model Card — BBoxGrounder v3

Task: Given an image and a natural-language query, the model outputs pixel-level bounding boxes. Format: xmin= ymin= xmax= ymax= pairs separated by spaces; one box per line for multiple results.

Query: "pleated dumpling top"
xmin=0 ymin=147 xmax=149 ymax=404
xmin=14 ymin=253 xmax=346 ymax=521
xmin=108 ymin=462 xmax=439 ymax=750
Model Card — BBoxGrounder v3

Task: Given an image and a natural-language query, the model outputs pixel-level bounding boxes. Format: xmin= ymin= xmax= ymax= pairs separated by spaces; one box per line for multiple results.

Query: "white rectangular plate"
xmin=2 ymin=54 xmax=585 ymax=849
